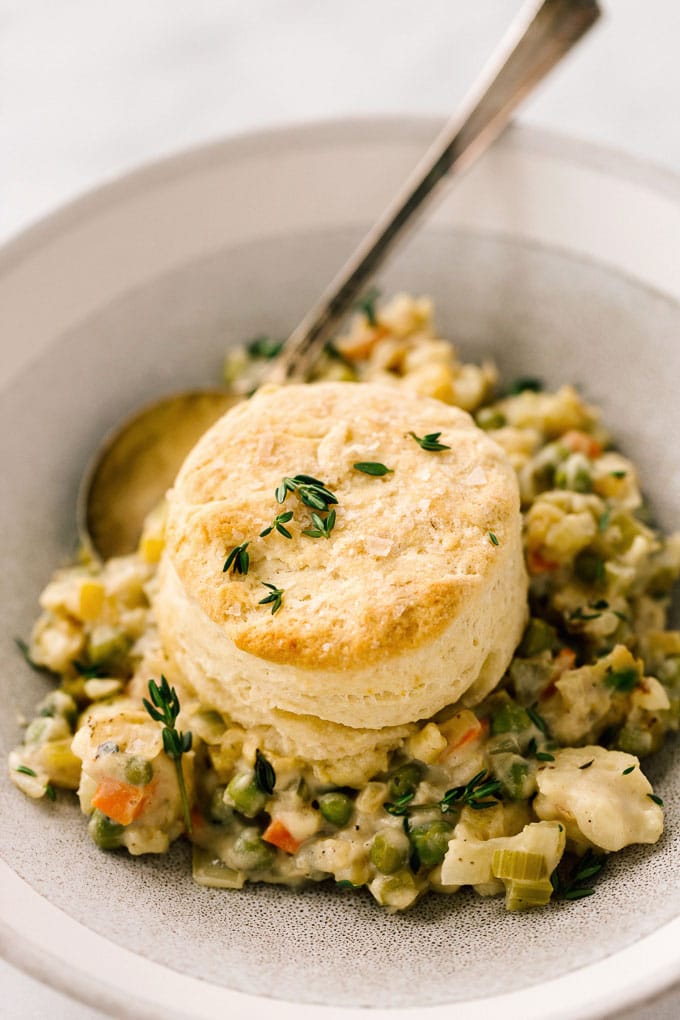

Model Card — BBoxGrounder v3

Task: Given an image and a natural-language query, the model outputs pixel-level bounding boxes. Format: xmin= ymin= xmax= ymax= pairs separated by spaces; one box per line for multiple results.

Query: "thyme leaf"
xmin=258 ymin=581 xmax=284 ymax=615
xmin=276 ymin=475 xmax=338 ymax=511
xmin=302 ymin=509 xmax=336 ymax=540
xmin=441 ymin=770 xmax=503 ymax=812
xmin=16 ymin=764 xmax=37 ymax=777
xmin=254 ymin=748 xmax=276 ymax=795
xmin=551 ymin=848 xmax=606 ymax=902
xmin=407 ymin=431 xmax=450 ymax=452
xmin=15 ymin=638 xmax=52 ymax=675
xmin=246 ymin=335 xmax=284 ymax=360
xmin=506 ymin=377 xmax=543 ymax=395
xmin=384 ymin=791 xmax=415 ymax=816
xmin=488 ymin=531 xmax=499 ymax=546
xmin=260 ymin=511 xmax=294 ymax=540
xmin=354 ymin=286 xmax=381 ymax=327
xmin=143 ymin=676 xmax=193 ymax=834
xmin=223 ymin=541 xmax=250 ymax=575
xmin=353 ymin=462 xmax=393 ymax=476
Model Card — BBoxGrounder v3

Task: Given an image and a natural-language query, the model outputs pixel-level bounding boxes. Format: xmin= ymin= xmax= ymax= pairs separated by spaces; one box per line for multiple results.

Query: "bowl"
xmin=1 ymin=118 xmax=680 ymax=1020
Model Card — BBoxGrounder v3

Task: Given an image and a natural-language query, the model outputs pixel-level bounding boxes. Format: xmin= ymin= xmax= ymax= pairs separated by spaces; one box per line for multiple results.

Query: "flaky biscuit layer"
xmin=160 ymin=381 xmax=527 ymax=735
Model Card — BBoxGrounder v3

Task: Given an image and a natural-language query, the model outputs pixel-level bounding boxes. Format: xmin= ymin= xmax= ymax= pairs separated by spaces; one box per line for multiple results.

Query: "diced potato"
xmin=406 ymin=722 xmax=447 ymax=764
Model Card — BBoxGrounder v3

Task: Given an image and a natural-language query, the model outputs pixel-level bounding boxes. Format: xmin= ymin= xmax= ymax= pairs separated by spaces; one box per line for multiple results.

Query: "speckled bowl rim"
xmin=2 ymin=117 xmax=680 ymax=1020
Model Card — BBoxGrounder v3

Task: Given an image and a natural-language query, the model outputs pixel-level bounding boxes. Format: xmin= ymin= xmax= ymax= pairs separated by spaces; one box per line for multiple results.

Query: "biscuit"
xmin=158 ymin=381 xmax=528 ymax=743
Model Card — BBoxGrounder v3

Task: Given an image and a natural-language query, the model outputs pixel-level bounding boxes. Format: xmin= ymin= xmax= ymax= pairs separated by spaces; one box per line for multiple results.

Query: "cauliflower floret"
xmin=534 ymin=745 xmax=663 ymax=852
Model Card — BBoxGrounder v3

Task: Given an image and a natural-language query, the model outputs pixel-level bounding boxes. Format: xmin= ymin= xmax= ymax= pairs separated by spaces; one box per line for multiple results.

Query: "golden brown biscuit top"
xmin=164 ymin=382 xmax=520 ymax=669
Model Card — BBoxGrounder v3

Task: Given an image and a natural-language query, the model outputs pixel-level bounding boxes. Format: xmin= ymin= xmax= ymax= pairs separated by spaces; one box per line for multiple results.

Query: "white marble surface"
xmin=3 ymin=1 xmax=680 ymax=1017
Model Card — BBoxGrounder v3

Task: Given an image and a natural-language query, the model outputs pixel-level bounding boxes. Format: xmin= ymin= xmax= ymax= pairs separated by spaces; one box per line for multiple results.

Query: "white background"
xmin=3 ymin=1 xmax=680 ymax=1016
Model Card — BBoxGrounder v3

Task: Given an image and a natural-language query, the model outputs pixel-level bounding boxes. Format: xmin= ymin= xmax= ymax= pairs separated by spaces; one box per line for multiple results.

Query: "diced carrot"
xmin=91 ymin=777 xmax=149 ymax=826
xmin=438 ymin=717 xmax=488 ymax=762
xmin=262 ymin=819 xmax=301 ymax=855
xmin=553 ymin=648 xmax=576 ymax=673
xmin=562 ymin=430 xmax=602 ymax=459
xmin=527 ymin=550 xmax=560 ymax=575
xmin=337 ymin=324 xmax=388 ymax=361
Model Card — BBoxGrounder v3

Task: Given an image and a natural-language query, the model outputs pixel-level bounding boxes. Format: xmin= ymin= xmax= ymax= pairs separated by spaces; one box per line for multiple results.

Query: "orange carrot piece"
xmin=262 ymin=819 xmax=301 ymax=855
xmin=554 ymin=648 xmax=576 ymax=673
xmin=527 ymin=550 xmax=560 ymax=575
xmin=439 ymin=718 xmax=488 ymax=762
xmin=91 ymin=777 xmax=148 ymax=826
xmin=562 ymin=430 xmax=602 ymax=459
xmin=337 ymin=324 xmax=388 ymax=361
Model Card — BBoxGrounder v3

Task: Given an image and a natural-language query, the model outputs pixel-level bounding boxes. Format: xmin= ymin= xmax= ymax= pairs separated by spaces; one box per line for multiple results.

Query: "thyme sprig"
xmin=441 ymin=770 xmax=503 ymax=812
xmin=302 ymin=509 xmax=336 ymax=539
xmin=276 ymin=474 xmax=338 ymax=512
xmin=260 ymin=511 xmax=294 ymax=539
xmin=223 ymin=541 xmax=250 ymax=575
xmin=259 ymin=582 xmax=284 ymax=615
xmin=551 ymin=848 xmax=606 ymax=901
xmin=384 ymin=791 xmax=415 ymax=816
xmin=407 ymin=431 xmax=450 ymax=452
xmin=143 ymin=676 xmax=193 ymax=835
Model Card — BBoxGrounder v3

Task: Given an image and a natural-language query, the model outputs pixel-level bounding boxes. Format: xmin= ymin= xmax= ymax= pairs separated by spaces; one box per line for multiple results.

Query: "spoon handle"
xmin=267 ymin=0 xmax=600 ymax=385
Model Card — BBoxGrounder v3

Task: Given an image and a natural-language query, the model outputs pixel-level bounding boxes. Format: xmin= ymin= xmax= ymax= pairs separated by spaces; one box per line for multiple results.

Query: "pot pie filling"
xmin=9 ymin=294 xmax=679 ymax=912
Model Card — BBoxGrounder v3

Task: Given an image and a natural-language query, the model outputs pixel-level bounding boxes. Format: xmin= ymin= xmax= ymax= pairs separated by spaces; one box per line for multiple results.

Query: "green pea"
xmin=408 ymin=820 xmax=453 ymax=869
xmin=370 ymin=830 xmax=408 ymax=875
xmin=387 ymin=762 xmax=423 ymax=801
xmin=476 ymin=407 xmax=507 ymax=431
xmin=89 ymin=808 xmax=124 ymax=850
xmin=518 ymin=618 xmax=557 ymax=658
xmin=232 ymin=828 xmax=275 ymax=871
xmin=318 ymin=791 xmax=353 ymax=827
xmin=124 ymin=756 xmax=153 ymax=786
xmin=227 ymin=772 xmax=267 ymax=818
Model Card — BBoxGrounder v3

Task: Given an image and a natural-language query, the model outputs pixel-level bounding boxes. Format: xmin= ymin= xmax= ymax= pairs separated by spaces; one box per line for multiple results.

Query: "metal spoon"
xmin=80 ymin=0 xmax=600 ymax=559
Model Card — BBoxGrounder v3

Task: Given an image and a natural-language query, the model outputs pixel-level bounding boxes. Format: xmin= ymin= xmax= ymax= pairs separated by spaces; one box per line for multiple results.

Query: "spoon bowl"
xmin=79 ymin=389 xmax=239 ymax=559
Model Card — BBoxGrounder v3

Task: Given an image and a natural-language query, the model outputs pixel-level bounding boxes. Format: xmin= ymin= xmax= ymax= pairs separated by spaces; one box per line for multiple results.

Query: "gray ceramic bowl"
xmin=1 ymin=119 xmax=680 ymax=1020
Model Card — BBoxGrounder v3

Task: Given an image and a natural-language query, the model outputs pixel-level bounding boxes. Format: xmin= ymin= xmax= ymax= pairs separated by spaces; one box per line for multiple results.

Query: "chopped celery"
xmin=86 ymin=626 xmax=131 ymax=669
xmin=490 ymin=699 xmax=532 ymax=736
xmin=492 ymin=849 xmax=547 ymax=882
xmin=518 ymin=618 xmax=557 ymax=658
xmin=509 ymin=658 xmax=554 ymax=706
xmin=192 ymin=846 xmax=246 ymax=889
xmin=38 ymin=739 xmax=82 ymax=788
xmin=505 ymin=879 xmax=554 ymax=911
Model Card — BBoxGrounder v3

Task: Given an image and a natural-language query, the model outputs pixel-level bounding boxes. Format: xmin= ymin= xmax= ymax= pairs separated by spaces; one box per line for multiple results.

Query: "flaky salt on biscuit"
xmin=157 ymin=381 xmax=527 ymax=753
